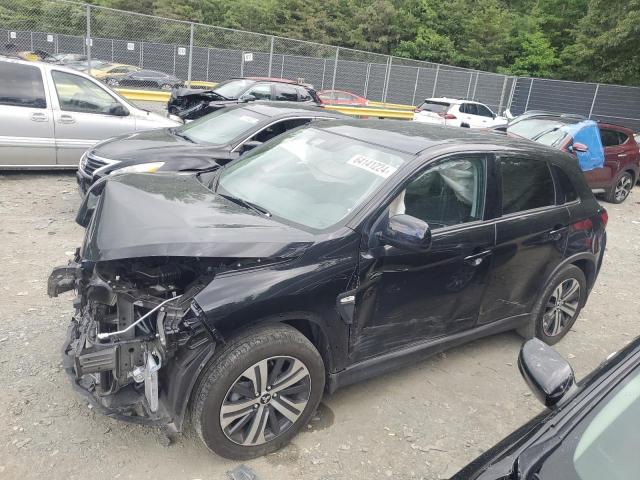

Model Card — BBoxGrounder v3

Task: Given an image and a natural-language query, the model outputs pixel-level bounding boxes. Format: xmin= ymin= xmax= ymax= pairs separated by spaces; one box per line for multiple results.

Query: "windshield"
xmin=217 ymin=127 xmax=409 ymax=230
xmin=176 ymin=107 xmax=265 ymax=145
xmin=213 ymin=79 xmax=256 ymax=99
xmin=417 ymin=100 xmax=450 ymax=113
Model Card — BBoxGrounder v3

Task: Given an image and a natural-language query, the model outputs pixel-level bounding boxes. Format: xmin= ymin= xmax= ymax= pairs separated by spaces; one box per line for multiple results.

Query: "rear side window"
xmin=0 ymin=62 xmax=46 ymax=108
xmin=600 ymin=129 xmax=623 ymax=147
xmin=274 ymin=84 xmax=299 ymax=101
xmin=417 ymin=101 xmax=450 ymax=113
xmin=476 ymin=104 xmax=494 ymax=118
xmin=552 ymin=165 xmax=578 ymax=203
xmin=462 ymin=103 xmax=478 ymax=115
xmin=499 ymin=157 xmax=555 ymax=214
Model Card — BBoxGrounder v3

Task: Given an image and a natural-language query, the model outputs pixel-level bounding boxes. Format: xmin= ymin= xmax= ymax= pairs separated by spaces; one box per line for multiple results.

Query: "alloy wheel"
xmin=542 ymin=278 xmax=581 ymax=337
xmin=614 ymin=174 xmax=633 ymax=202
xmin=219 ymin=356 xmax=311 ymax=446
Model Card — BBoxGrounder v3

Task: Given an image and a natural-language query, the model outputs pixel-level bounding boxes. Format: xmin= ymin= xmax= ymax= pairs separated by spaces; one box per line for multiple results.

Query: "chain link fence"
xmin=2 ymin=0 xmax=640 ymax=128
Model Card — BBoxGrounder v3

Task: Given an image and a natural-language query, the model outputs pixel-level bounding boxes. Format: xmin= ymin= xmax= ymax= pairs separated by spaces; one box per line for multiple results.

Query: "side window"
xmin=476 ymin=105 xmax=494 ymax=118
xmin=296 ymin=87 xmax=312 ymax=101
xmin=464 ymin=103 xmax=478 ymax=115
xmin=51 ymin=71 xmax=122 ymax=115
xmin=274 ymin=84 xmax=299 ymax=101
xmin=251 ymin=118 xmax=311 ymax=143
xmin=0 ymin=63 xmax=47 ymax=108
xmin=459 ymin=103 xmax=468 ymax=114
xmin=600 ymin=129 xmax=620 ymax=147
xmin=499 ymin=157 xmax=555 ymax=214
xmin=552 ymin=165 xmax=578 ymax=203
xmin=393 ymin=156 xmax=485 ymax=230
xmin=617 ymin=132 xmax=629 ymax=144
xmin=246 ymin=84 xmax=271 ymax=100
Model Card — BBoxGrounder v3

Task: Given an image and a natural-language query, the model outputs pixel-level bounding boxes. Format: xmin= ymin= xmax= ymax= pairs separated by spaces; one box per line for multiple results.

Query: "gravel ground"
xmin=1 ymin=173 xmax=639 ymax=480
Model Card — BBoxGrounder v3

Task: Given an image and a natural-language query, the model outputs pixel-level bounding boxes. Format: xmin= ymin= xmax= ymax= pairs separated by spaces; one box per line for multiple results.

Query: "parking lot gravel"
xmin=1 ymin=173 xmax=638 ymax=480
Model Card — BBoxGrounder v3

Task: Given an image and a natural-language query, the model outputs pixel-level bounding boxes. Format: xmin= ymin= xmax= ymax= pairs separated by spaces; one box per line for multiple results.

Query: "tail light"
xmin=439 ymin=112 xmax=457 ymax=120
xmin=600 ymin=208 xmax=608 ymax=228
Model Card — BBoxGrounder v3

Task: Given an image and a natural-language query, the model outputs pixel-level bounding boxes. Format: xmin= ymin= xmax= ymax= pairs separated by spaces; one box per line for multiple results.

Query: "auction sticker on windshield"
xmin=347 ymin=154 xmax=398 ymax=178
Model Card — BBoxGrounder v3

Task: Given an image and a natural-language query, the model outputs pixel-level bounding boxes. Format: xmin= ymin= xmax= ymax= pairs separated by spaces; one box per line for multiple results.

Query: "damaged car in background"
xmin=49 ymin=120 xmax=607 ymax=459
xmin=168 ymin=77 xmax=320 ymax=120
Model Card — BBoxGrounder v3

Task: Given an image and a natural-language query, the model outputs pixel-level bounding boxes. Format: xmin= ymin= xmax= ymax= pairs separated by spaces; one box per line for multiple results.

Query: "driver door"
xmin=350 ymin=154 xmax=496 ymax=362
xmin=47 ymin=69 xmax=136 ymax=165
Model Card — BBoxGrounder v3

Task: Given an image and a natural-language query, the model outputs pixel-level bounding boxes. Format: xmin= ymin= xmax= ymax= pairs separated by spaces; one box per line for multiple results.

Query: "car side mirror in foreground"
xmin=110 ymin=104 xmax=129 ymax=117
xmin=518 ymin=338 xmax=576 ymax=408
xmin=240 ymin=94 xmax=257 ymax=103
xmin=378 ymin=214 xmax=432 ymax=252
xmin=571 ymin=142 xmax=588 ymax=153
xmin=241 ymin=140 xmax=263 ymax=152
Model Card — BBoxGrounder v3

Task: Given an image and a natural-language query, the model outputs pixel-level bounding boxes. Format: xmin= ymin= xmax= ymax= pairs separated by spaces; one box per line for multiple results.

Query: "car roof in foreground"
xmin=312 ymin=119 xmax=544 ymax=155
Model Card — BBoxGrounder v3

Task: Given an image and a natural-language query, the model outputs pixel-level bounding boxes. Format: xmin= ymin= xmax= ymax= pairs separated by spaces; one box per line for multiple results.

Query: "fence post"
xmin=206 ymin=48 xmax=210 ymax=81
xmin=472 ymin=72 xmax=479 ymax=100
xmin=466 ymin=72 xmax=473 ymax=98
xmin=320 ymin=58 xmax=327 ymax=89
xmin=240 ymin=51 xmax=245 ymax=77
xmin=85 ymin=4 xmax=91 ymax=72
xmin=364 ymin=63 xmax=371 ymax=98
xmin=432 ymin=65 xmax=440 ymax=97
xmin=111 ymin=39 xmax=114 ymax=62
xmin=280 ymin=55 xmax=285 ymax=78
xmin=498 ymin=75 xmax=508 ymax=114
xmin=382 ymin=56 xmax=393 ymax=103
xmin=411 ymin=67 xmax=420 ymax=106
xmin=187 ymin=22 xmax=194 ymax=87
xmin=267 ymin=36 xmax=274 ymax=77
xmin=506 ymin=76 xmax=517 ymax=112
xmin=524 ymin=78 xmax=534 ymax=112
xmin=140 ymin=41 xmax=144 ymax=68
xmin=30 ymin=32 xmax=33 ymax=51
xmin=331 ymin=47 xmax=340 ymax=90
xmin=588 ymin=84 xmax=600 ymax=119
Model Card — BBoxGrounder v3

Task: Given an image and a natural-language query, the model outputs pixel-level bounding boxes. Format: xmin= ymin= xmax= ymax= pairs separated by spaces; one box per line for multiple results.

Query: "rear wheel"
xmin=191 ymin=324 xmax=325 ymax=460
xmin=605 ymin=171 xmax=633 ymax=203
xmin=517 ymin=264 xmax=587 ymax=345
xmin=106 ymin=77 xmax=119 ymax=87
xmin=161 ymin=83 xmax=173 ymax=90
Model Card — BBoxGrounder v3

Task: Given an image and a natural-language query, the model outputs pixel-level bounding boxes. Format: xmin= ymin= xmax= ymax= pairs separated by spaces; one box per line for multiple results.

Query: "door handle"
xmin=31 ymin=112 xmax=48 ymax=122
xmin=618 ymin=153 xmax=627 ymax=157
xmin=464 ymin=249 xmax=492 ymax=266
xmin=58 ymin=114 xmax=75 ymax=124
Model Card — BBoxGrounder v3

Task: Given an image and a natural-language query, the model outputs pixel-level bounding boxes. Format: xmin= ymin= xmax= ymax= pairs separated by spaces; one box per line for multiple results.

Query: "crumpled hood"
xmin=79 ymin=173 xmax=314 ymax=262
xmin=91 ymin=128 xmax=236 ymax=168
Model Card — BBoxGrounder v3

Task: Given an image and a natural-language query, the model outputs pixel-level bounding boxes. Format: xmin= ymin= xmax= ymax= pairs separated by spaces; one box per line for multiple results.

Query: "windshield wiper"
xmin=218 ymin=193 xmax=271 ymax=217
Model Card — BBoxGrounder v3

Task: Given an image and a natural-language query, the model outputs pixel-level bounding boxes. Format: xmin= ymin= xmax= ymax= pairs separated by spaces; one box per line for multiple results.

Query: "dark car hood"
xmin=92 ymin=128 xmax=236 ymax=166
xmin=78 ymin=173 xmax=314 ymax=262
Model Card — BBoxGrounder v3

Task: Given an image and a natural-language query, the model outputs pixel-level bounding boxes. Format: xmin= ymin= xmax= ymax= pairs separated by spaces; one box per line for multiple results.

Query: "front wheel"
xmin=191 ymin=324 xmax=325 ymax=460
xmin=160 ymin=83 xmax=173 ymax=90
xmin=605 ymin=171 xmax=633 ymax=204
xmin=517 ymin=264 xmax=587 ymax=345
xmin=106 ymin=77 xmax=119 ymax=87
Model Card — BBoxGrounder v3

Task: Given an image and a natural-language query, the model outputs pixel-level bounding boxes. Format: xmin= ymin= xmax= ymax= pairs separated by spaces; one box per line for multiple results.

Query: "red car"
xmin=318 ymin=89 xmax=369 ymax=106
xmin=507 ymin=114 xmax=640 ymax=203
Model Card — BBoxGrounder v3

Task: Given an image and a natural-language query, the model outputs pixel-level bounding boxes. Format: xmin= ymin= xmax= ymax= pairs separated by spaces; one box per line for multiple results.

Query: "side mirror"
xmin=109 ymin=104 xmax=129 ymax=117
xmin=518 ymin=338 xmax=576 ymax=408
xmin=241 ymin=140 xmax=263 ymax=152
xmin=571 ymin=142 xmax=588 ymax=153
xmin=377 ymin=214 xmax=431 ymax=252
xmin=240 ymin=94 xmax=257 ymax=103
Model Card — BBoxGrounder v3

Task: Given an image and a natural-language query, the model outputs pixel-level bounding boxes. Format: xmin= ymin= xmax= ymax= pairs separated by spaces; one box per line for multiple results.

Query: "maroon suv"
xmin=507 ymin=114 xmax=640 ymax=203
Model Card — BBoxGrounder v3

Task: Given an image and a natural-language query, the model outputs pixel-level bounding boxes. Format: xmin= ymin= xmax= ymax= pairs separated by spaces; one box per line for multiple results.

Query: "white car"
xmin=413 ymin=97 xmax=506 ymax=129
xmin=0 ymin=57 xmax=180 ymax=169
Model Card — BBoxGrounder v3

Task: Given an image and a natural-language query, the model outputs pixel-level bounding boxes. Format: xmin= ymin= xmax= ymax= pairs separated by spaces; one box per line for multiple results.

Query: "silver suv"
xmin=0 ymin=57 xmax=179 ymax=169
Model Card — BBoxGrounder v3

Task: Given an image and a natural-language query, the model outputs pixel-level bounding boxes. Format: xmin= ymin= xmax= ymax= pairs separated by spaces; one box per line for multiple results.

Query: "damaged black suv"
xmin=49 ymin=120 xmax=607 ymax=460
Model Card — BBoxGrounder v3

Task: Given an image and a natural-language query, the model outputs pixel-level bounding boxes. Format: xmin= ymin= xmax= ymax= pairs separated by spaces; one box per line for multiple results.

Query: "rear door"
xmin=0 ymin=62 xmax=55 ymax=166
xmin=480 ymin=154 xmax=570 ymax=324
xmin=47 ymin=69 xmax=136 ymax=166
xmin=273 ymin=84 xmax=300 ymax=102
xmin=585 ymin=128 xmax=621 ymax=188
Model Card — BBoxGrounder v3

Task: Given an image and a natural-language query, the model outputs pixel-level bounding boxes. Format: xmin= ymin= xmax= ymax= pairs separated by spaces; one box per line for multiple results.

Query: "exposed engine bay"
xmin=49 ymin=255 xmax=248 ymax=424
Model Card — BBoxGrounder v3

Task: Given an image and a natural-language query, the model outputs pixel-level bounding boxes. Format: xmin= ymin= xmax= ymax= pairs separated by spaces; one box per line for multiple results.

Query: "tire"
xmin=517 ymin=264 xmax=587 ymax=345
xmin=161 ymin=83 xmax=173 ymax=90
xmin=106 ymin=77 xmax=119 ymax=87
xmin=191 ymin=324 xmax=325 ymax=460
xmin=605 ymin=171 xmax=633 ymax=204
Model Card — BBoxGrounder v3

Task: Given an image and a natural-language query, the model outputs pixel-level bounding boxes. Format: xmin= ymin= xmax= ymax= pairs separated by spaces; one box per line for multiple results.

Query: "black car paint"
xmin=168 ymin=79 xmax=321 ymax=120
xmin=77 ymin=103 xmax=343 ymax=192
xmin=450 ymin=336 xmax=640 ymax=480
xmin=51 ymin=120 xmax=606 ymax=436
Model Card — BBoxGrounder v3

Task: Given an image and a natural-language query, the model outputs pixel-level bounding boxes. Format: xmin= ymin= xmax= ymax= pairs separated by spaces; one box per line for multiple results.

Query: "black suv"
xmin=49 ymin=121 xmax=607 ymax=460
xmin=168 ymin=77 xmax=321 ymax=120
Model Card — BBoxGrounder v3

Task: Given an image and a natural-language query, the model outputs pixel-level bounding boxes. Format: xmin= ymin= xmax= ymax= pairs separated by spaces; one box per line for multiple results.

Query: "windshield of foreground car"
xmin=176 ymin=107 xmax=265 ymax=145
xmin=508 ymin=118 xmax=570 ymax=144
xmin=213 ymin=79 xmax=256 ymax=99
xmin=217 ymin=127 xmax=409 ymax=230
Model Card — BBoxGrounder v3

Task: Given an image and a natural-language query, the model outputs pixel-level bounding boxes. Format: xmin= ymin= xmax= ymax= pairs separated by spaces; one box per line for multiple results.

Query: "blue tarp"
xmin=560 ymin=120 xmax=605 ymax=172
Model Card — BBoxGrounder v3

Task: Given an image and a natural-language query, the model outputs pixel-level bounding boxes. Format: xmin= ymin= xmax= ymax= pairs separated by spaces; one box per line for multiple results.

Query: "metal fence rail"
xmin=2 ymin=0 xmax=640 ymax=129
